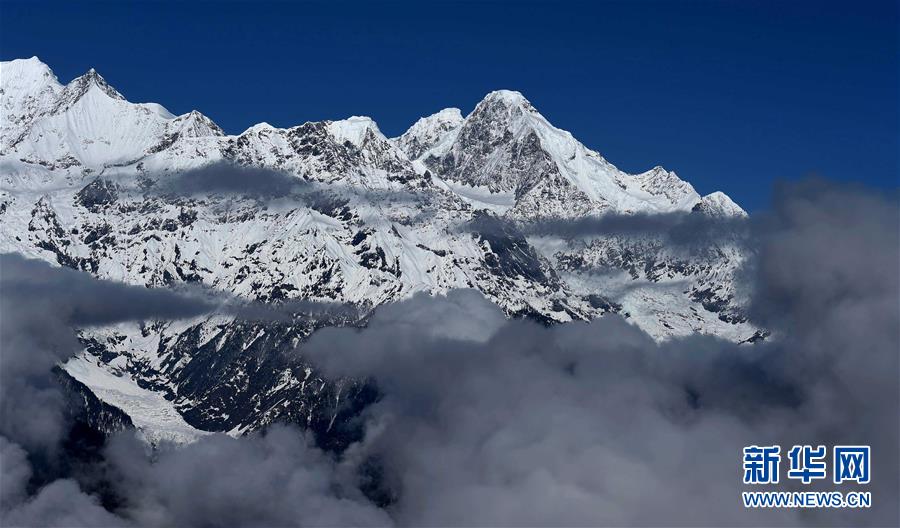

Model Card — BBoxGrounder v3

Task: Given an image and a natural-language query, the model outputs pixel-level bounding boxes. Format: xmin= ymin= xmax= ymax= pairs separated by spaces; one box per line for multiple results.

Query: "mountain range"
xmin=0 ymin=57 xmax=759 ymax=444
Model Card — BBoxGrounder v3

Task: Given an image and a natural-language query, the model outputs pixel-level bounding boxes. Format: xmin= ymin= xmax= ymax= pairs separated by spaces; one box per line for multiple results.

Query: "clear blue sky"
xmin=2 ymin=0 xmax=897 ymax=211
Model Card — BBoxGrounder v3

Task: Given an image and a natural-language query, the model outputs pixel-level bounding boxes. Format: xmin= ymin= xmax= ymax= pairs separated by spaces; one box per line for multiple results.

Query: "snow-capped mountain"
xmin=0 ymin=57 xmax=755 ymax=444
xmin=406 ymin=90 xmax=705 ymax=219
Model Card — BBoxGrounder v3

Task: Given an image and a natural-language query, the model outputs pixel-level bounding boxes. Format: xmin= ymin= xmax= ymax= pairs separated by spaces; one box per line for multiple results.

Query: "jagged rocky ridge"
xmin=0 ymin=57 xmax=756 ymax=444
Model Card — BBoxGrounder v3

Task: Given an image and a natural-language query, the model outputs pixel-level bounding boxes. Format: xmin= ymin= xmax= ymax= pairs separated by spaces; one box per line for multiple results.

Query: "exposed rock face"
xmin=75 ymin=178 xmax=118 ymax=210
xmin=0 ymin=57 xmax=753 ymax=444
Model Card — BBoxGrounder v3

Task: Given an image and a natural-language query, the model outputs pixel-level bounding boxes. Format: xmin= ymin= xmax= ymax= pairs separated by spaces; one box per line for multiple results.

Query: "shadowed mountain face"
xmin=1 ymin=57 xmax=753 ymax=443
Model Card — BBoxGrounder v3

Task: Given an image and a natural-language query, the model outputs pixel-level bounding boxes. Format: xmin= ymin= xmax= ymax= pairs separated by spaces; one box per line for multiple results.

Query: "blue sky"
xmin=2 ymin=0 xmax=897 ymax=211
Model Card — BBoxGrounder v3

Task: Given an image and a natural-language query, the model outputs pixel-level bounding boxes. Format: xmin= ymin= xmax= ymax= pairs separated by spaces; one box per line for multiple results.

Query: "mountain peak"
xmin=0 ymin=56 xmax=59 ymax=88
xmin=398 ymin=108 xmax=463 ymax=136
xmin=473 ymin=90 xmax=538 ymax=117
xmin=75 ymin=67 xmax=122 ymax=96
xmin=693 ymin=191 xmax=747 ymax=217
xmin=394 ymin=108 xmax=464 ymax=160
xmin=431 ymin=107 xmax=464 ymax=121
xmin=481 ymin=89 xmax=529 ymax=106
xmin=174 ymin=109 xmax=225 ymax=137
xmin=2 ymin=56 xmax=50 ymax=70
xmin=52 ymin=67 xmax=126 ymax=112
xmin=327 ymin=116 xmax=381 ymax=147
xmin=0 ymin=57 xmax=64 ymax=149
xmin=4 ymin=56 xmax=50 ymax=69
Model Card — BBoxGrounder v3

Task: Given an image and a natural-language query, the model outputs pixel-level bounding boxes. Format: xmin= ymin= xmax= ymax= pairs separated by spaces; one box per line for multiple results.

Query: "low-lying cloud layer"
xmin=157 ymin=161 xmax=311 ymax=198
xmin=149 ymin=160 xmax=422 ymax=208
xmin=0 ymin=254 xmax=218 ymax=454
xmin=1 ymin=179 xmax=897 ymax=527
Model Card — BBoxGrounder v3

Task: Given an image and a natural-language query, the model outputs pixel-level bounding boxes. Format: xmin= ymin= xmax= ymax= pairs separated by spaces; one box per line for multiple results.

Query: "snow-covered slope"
xmin=1 ymin=58 xmax=753 ymax=443
xmin=393 ymin=107 xmax=463 ymax=160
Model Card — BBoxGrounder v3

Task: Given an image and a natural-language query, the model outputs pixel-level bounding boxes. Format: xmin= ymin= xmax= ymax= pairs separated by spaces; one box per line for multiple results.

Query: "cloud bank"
xmin=156 ymin=161 xmax=311 ymax=198
xmin=304 ymin=179 xmax=898 ymax=527
xmin=1 ymin=179 xmax=897 ymax=527
xmin=0 ymin=254 xmax=218 ymax=454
